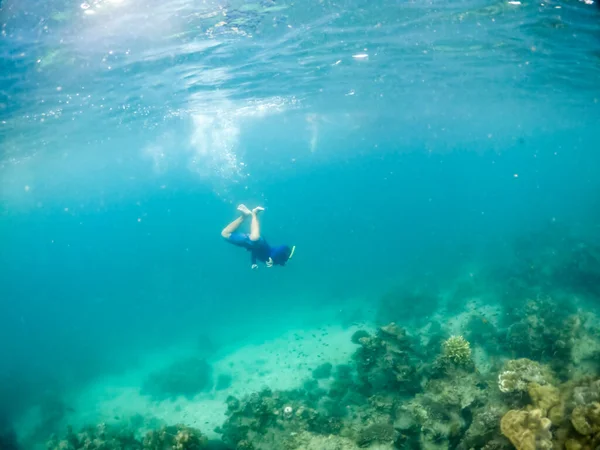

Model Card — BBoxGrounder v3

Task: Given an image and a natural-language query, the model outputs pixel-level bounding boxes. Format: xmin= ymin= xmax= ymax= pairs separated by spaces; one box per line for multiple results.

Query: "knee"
xmin=221 ymin=230 xmax=231 ymax=239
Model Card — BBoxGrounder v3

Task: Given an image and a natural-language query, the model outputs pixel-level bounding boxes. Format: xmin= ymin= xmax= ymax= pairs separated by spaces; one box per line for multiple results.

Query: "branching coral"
xmin=442 ymin=336 xmax=472 ymax=366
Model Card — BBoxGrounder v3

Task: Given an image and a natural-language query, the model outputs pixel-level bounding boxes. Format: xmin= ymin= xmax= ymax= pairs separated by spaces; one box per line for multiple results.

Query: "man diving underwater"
xmin=221 ymin=204 xmax=295 ymax=269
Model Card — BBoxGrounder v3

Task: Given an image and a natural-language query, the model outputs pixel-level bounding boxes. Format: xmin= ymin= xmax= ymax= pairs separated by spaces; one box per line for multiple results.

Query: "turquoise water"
xmin=1 ymin=0 xmax=600 ymax=448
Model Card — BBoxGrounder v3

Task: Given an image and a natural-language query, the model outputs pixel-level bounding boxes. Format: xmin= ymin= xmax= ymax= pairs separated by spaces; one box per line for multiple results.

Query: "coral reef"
xmin=46 ymin=423 xmax=141 ymax=450
xmin=352 ymin=323 xmax=421 ymax=395
xmin=143 ymin=425 xmax=208 ymax=450
xmin=400 ymin=368 xmax=487 ymax=449
xmin=504 ymin=296 xmax=581 ymax=376
xmin=217 ymin=388 xmax=345 ymax=450
xmin=500 ymin=408 xmax=552 ymax=450
xmin=497 ymin=359 xmax=555 ymax=394
xmin=441 ymin=336 xmax=472 ymax=366
xmin=496 ymin=374 xmax=600 ymax=450
xmin=29 ymin=228 xmax=600 ymax=450
xmin=47 ymin=423 xmax=207 ymax=450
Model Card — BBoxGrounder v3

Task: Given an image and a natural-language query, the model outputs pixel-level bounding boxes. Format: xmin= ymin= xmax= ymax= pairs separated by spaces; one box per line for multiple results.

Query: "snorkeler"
xmin=221 ymin=204 xmax=295 ymax=269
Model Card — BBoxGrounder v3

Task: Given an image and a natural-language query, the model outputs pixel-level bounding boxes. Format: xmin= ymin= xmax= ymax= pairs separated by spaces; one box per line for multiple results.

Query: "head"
xmin=271 ymin=245 xmax=295 ymax=266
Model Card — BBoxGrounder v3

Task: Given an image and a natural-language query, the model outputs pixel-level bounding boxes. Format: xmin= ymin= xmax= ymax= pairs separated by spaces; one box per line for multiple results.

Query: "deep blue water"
xmin=1 ymin=0 xmax=600 ymax=440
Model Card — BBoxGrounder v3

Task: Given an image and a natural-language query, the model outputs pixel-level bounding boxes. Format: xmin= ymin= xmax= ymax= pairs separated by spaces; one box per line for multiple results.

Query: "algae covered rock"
xmin=47 ymin=423 xmax=141 ymax=450
xmin=46 ymin=422 xmax=207 ymax=450
xmin=313 ymin=362 xmax=333 ymax=379
xmin=351 ymin=330 xmax=371 ymax=345
xmin=143 ymin=424 xmax=208 ymax=449
xmin=355 ymin=422 xmax=397 ymax=447
xmin=505 ymin=296 xmax=581 ymax=375
xmin=458 ymin=405 xmax=508 ymax=450
xmin=353 ymin=323 xmax=421 ymax=395
xmin=219 ymin=388 xmax=344 ymax=449
xmin=402 ymin=370 xmax=486 ymax=449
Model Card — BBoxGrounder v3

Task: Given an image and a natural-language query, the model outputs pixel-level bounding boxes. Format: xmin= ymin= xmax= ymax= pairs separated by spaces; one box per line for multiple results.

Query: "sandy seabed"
xmin=17 ymin=322 xmax=368 ymax=443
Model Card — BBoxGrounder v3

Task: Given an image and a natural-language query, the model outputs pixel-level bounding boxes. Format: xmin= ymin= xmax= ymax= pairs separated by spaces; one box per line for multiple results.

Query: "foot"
xmin=237 ymin=204 xmax=252 ymax=217
xmin=252 ymin=206 xmax=265 ymax=215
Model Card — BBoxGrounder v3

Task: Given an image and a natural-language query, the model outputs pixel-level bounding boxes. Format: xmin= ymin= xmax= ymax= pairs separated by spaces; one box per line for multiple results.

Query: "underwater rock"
xmin=141 ymin=357 xmax=213 ymax=400
xmin=510 ymin=226 xmax=600 ymax=299
xmin=465 ymin=313 xmax=501 ymax=351
xmin=143 ymin=424 xmax=208 ymax=450
xmin=313 ymin=362 xmax=333 ymax=379
xmin=457 ymin=405 xmax=509 ymax=450
xmin=351 ymin=330 xmax=371 ymax=345
xmin=379 ymin=323 xmax=406 ymax=340
xmin=47 ymin=423 xmax=208 ymax=450
xmin=218 ymin=388 xmax=344 ymax=449
xmin=326 ymin=364 xmax=362 ymax=414
xmin=403 ymin=370 xmax=486 ymax=449
xmin=504 ymin=297 xmax=581 ymax=375
xmin=352 ymin=323 xmax=421 ymax=396
xmin=500 ymin=409 xmax=552 ymax=450
xmin=355 ymin=422 xmax=397 ymax=448
xmin=47 ymin=423 xmax=141 ymax=450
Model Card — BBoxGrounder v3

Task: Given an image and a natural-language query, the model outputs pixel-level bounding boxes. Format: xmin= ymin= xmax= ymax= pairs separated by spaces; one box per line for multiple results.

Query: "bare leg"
xmin=221 ymin=204 xmax=251 ymax=238
xmin=249 ymin=206 xmax=265 ymax=241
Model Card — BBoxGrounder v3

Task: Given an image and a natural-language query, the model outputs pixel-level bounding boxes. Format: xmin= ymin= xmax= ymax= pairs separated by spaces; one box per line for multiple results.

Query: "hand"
xmin=266 ymin=257 xmax=273 ymax=268
xmin=251 ymin=264 xmax=258 ymax=270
